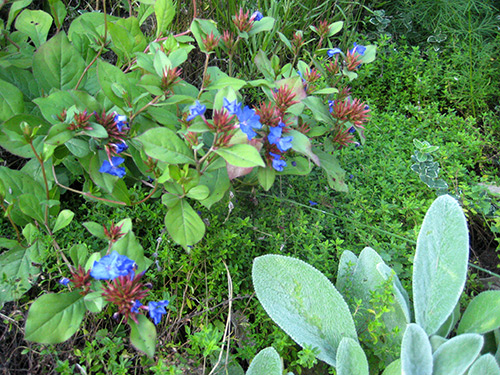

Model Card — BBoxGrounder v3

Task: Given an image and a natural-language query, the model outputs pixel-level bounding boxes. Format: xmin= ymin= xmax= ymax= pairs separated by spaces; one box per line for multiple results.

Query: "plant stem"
xmin=0 ymin=200 xmax=22 ymax=244
xmin=28 ymin=141 xmax=50 ymax=227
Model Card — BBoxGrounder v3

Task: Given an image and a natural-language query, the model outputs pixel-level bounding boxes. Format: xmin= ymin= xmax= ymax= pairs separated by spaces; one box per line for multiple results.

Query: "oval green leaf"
xmin=164 ymin=199 xmax=205 ymax=249
xmin=432 ymin=333 xmax=483 ymax=375
xmin=214 ymin=144 xmax=264 ymax=168
xmin=457 ymin=291 xmax=500 ymax=334
xmin=136 ymin=127 xmax=194 ymax=164
xmin=413 ymin=195 xmax=469 ymax=336
xmin=401 ymin=324 xmax=433 ymax=375
xmin=25 ymin=291 xmax=85 ymax=344
xmin=246 ymin=347 xmax=282 ymax=375
xmin=336 ymin=337 xmax=369 ymax=375
xmin=129 ymin=314 xmax=157 ymax=357
xmin=252 ymin=254 xmax=357 ymax=367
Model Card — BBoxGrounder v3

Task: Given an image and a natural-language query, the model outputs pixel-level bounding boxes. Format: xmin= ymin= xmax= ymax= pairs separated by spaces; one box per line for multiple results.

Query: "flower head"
xmin=99 ymin=157 xmax=126 ymax=178
xmin=148 ymin=300 xmax=169 ymax=325
xmin=251 ymin=11 xmax=264 ymax=21
xmin=59 ymin=277 xmax=71 ymax=286
xmin=350 ymin=42 xmax=366 ymax=56
xmin=223 ymin=98 xmax=242 ymax=115
xmin=269 ymin=152 xmax=286 ymax=172
xmin=103 ymin=222 xmax=125 ymax=243
xmin=327 ymin=48 xmax=342 ymax=57
xmin=236 ymin=105 xmax=262 ymax=140
xmin=268 ymin=126 xmax=293 ymax=152
xmin=187 ymin=101 xmax=207 ymax=121
xmin=101 ymin=271 xmax=149 ymax=324
xmin=90 ymin=251 xmax=136 ymax=280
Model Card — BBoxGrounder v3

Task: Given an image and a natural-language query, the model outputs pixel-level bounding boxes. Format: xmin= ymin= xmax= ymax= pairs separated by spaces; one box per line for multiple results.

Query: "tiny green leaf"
xmin=53 ymin=209 xmax=74 ymax=233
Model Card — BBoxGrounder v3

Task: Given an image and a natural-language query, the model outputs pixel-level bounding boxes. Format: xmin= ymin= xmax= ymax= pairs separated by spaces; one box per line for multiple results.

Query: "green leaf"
xmin=47 ymin=0 xmax=67 ymax=29
xmin=25 ymin=291 xmax=86 ymax=344
xmin=254 ymin=50 xmax=275 ymax=80
xmin=15 ymin=9 xmax=53 ymax=48
xmin=65 ymin=138 xmax=90 ymax=158
xmin=252 ymin=254 xmax=357 ymax=367
xmin=6 ymin=0 xmax=32 ymax=29
xmin=246 ymin=347 xmax=283 ymax=375
xmin=186 ymin=185 xmax=210 ymax=200
xmin=189 ymin=18 xmax=219 ymax=53
xmin=288 ymin=130 xmax=320 ymax=166
xmin=413 ymin=195 xmax=469 ymax=335
xmin=327 ymin=21 xmax=343 ymax=36
xmin=136 ymin=127 xmax=194 ymax=164
xmin=432 ymin=333 xmax=483 ymax=375
xmin=154 ymin=0 xmax=175 ymax=38
xmin=97 ymin=60 xmax=131 ymax=108
xmin=360 ymin=45 xmax=377 ymax=64
xmin=468 ymin=354 xmax=500 ymax=375
xmin=381 ymin=359 xmax=401 ymax=375
xmin=0 ymin=79 xmax=25 ymax=121
xmin=82 ymin=221 xmax=106 ymax=239
xmin=45 ymin=122 xmax=74 ymax=146
xmin=457 ymin=291 xmax=500 ymax=334
xmin=313 ymin=148 xmax=347 ymax=192
xmin=199 ymin=168 xmax=230 ymax=209
xmin=84 ymin=291 xmax=106 ymax=313
xmin=303 ymin=96 xmax=335 ymax=126
xmin=401 ymin=324 xmax=433 ymax=375
xmin=32 ymin=32 xmax=86 ymax=92
xmin=69 ymin=244 xmax=88 ymax=268
xmin=248 ymin=17 xmax=275 ymax=37
xmin=19 ymin=193 xmax=44 ymax=223
xmin=164 ymin=199 xmax=205 ymax=249
xmin=215 ymin=144 xmax=264 ymax=168
xmin=129 ymin=314 xmax=157 ymax=357
xmin=257 ymin=166 xmax=276 ymax=191
xmin=336 ymin=337 xmax=369 ymax=375
xmin=53 ymin=209 xmax=74 ymax=233
xmin=0 ymin=244 xmax=39 ymax=305
xmin=206 ymin=76 xmax=246 ymax=91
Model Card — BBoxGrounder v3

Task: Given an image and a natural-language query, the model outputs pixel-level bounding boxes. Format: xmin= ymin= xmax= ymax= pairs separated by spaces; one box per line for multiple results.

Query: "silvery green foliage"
xmin=336 ymin=337 xmax=369 ymax=375
xmin=252 ymin=255 xmax=357 ymax=367
xmin=401 ymin=324 xmax=433 ymax=375
xmin=336 ymin=247 xmax=409 ymax=342
xmin=413 ymin=195 xmax=469 ymax=336
xmin=432 ymin=333 xmax=483 ymax=375
xmin=245 ymin=347 xmax=282 ymax=375
xmin=457 ymin=291 xmax=500 ymax=334
xmin=468 ymin=354 xmax=500 ymax=375
xmin=381 ymin=359 xmax=401 ymax=375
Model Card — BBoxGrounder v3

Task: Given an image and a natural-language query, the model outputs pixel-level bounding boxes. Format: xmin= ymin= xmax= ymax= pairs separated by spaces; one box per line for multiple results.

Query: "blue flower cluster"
xmin=91 ymin=251 xmax=169 ymax=325
xmin=268 ymin=126 xmax=293 ymax=153
xmin=223 ymin=98 xmax=262 ymax=140
xmin=99 ymin=156 xmax=126 ymax=178
xmin=350 ymin=42 xmax=366 ymax=56
xmin=187 ymin=100 xmax=207 ymax=121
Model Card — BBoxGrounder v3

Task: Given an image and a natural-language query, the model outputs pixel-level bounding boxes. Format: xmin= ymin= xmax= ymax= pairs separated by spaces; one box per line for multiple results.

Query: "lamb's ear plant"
xmin=252 ymin=195 xmax=500 ymax=373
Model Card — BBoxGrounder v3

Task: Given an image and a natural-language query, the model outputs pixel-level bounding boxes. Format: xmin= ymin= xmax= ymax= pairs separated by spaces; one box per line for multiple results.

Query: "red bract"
xmin=330 ymin=98 xmax=370 ymax=128
xmin=69 ymin=265 xmax=92 ymax=295
xmin=101 ymin=272 xmax=149 ymax=324
xmin=291 ymin=32 xmax=304 ymax=55
xmin=162 ymin=67 xmax=182 ymax=92
xmin=222 ymin=30 xmax=235 ymax=53
xmin=332 ymin=126 xmax=355 ymax=148
xmin=67 ymin=110 xmax=93 ymax=131
xmin=345 ymin=49 xmax=363 ymax=71
xmin=326 ymin=56 xmax=341 ymax=75
xmin=233 ymin=8 xmax=253 ymax=33
xmin=255 ymin=102 xmax=281 ymax=128
xmin=95 ymin=111 xmax=125 ymax=141
xmin=315 ymin=20 xmax=330 ymax=38
xmin=103 ymin=221 xmax=125 ymax=243
xmin=272 ymin=85 xmax=298 ymax=115
xmin=201 ymin=32 xmax=220 ymax=52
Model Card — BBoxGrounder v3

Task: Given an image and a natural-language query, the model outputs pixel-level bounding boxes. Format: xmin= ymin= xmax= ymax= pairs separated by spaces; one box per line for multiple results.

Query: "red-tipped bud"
xmin=315 ymin=20 xmax=330 ymax=38
xmin=69 ymin=265 xmax=92 ymax=295
xmin=232 ymin=8 xmax=253 ymax=33
xmin=291 ymin=31 xmax=304 ymax=55
xmin=103 ymin=221 xmax=125 ymax=243
xmin=272 ymin=85 xmax=299 ymax=115
xmin=162 ymin=66 xmax=182 ymax=91
xmin=222 ymin=30 xmax=235 ymax=53
xmin=201 ymin=32 xmax=220 ymax=53
xmin=67 ymin=110 xmax=93 ymax=131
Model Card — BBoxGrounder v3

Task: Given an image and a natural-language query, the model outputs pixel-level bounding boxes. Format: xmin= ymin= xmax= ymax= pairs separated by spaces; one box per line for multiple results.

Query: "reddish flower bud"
xmin=201 ymin=32 xmax=220 ymax=53
xmin=67 ymin=110 xmax=93 ymax=131
xmin=162 ymin=66 xmax=182 ymax=92
xmin=232 ymin=8 xmax=254 ymax=33
xmin=103 ymin=221 xmax=125 ymax=243
xmin=272 ymin=85 xmax=299 ymax=115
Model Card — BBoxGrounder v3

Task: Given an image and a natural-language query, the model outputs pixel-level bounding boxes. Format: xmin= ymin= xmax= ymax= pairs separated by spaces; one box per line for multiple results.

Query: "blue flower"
xmin=114 ymin=114 xmax=128 ymax=132
xmin=90 ymin=251 xmax=136 ymax=280
xmin=114 ymin=142 xmax=128 ymax=154
xmin=270 ymin=152 xmax=286 ymax=172
xmin=327 ymin=48 xmax=342 ymax=57
xmin=291 ymin=161 xmax=297 ymax=166
xmin=309 ymin=200 xmax=318 ymax=206
xmin=59 ymin=277 xmax=70 ymax=286
xmin=131 ymin=300 xmax=142 ymax=313
xmin=236 ymin=105 xmax=262 ymax=140
xmin=99 ymin=157 xmax=126 ymax=178
xmin=187 ymin=100 xmax=206 ymax=121
xmin=348 ymin=126 xmax=356 ymax=133
xmin=223 ymin=98 xmax=241 ymax=115
xmin=251 ymin=11 xmax=264 ymax=21
xmin=148 ymin=300 xmax=169 ymax=325
xmin=268 ymin=126 xmax=293 ymax=152
xmin=350 ymin=42 xmax=366 ymax=56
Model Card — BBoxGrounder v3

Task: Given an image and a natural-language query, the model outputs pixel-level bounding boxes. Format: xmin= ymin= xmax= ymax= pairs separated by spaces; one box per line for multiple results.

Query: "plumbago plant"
xmin=0 ymin=0 xmax=375 ymax=306
xmin=24 ymin=219 xmax=165 ymax=357
xmin=251 ymin=195 xmax=500 ymax=374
